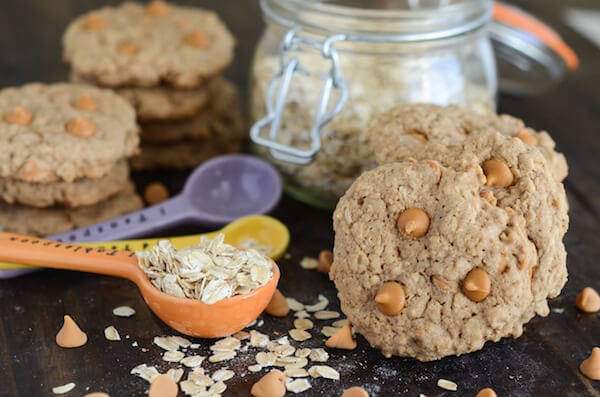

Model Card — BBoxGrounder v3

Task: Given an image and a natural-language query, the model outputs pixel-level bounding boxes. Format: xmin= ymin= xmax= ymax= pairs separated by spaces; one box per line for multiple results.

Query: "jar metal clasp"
xmin=250 ymin=28 xmax=348 ymax=165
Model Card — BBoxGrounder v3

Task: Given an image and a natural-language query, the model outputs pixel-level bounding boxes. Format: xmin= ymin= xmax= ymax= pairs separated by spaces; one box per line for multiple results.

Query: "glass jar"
xmin=250 ymin=0 xmax=574 ymax=208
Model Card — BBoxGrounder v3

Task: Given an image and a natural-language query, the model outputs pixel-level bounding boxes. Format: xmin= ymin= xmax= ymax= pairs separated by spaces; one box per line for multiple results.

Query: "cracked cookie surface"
xmin=63 ymin=1 xmax=235 ymax=88
xmin=368 ymin=104 xmax=568 ymax=182
xmin=0 ymin=83 xmax=138 ymax=183
xmin=331 ymin=138 xmax=568 ymax=360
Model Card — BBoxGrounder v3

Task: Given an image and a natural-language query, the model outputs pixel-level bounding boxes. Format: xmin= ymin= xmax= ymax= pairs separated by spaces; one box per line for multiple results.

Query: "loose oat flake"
xmin=181 ymin=355 xmax=205 ymax=368
xmin=136 ymin=234 xmax=273 ymax=304
xmin=163 ymin=350 xmax=185 ymax=362
xmin=167 ymin=368 xmax=184 ymax=382
xmin=153 ymin=336 xmax=180 ymax=351
xmin=52 ymin=382 xmax=75 ymax=394
xmin=112 ymin=305 xmax=136 ymax=317
xmin=300 ymin=257 xmax=318 ymax=269
xmin=437 ymin=379 xmax=458 ymax=391
xmin=131 ymin=364 xmax=159 ymax=383
xmin=286 ymin=378 xmax=312 ymax=394
xmin=104 ymin=326 xmax=121 ymax=341
xmin=289 ymin=329 xmax=312 ymax=342
xmin=294 ymin=318 xmax=314 ymax=330
xmin=212 ymin=369 xmax=235 ymax=382
xmin=314 ymin=310 xmax=340 ymax=320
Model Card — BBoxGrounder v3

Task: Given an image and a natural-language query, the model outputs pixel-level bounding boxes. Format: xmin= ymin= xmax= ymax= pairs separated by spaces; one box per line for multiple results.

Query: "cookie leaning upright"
xmin=330 ymin=132 xmax=569 ymax=361
xmin=0 ymin=83 xmax=139 ymax=184
xmin=331 ymin=160 xmax=540 ymax=361
xmin=62 ymin=1 xmax=235 ymax=88
xmin=368 ymin=104 xmax=568 ymax=182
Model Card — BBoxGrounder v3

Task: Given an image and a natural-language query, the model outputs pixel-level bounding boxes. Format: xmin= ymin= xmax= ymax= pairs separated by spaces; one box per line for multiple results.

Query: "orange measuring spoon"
xmin=0 ymin=232 xmax=280 ymax=338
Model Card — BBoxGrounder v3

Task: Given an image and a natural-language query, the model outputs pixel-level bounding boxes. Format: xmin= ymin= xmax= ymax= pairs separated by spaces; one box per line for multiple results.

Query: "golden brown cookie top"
xmin=0 ymin=83 xmax=138 ymax=183
xmin=63 ymin=1 xmax=235 ymax=88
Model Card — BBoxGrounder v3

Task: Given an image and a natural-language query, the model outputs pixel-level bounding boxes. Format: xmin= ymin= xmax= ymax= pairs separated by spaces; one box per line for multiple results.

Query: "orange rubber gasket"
xmin=493 ymin=2 xmax=579 ymax=71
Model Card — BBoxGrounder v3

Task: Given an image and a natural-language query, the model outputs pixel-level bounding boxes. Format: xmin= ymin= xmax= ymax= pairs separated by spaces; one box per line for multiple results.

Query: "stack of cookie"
xmin=0 ymin=83 xmax=142 ymax=237
xmin=62 ymin=1 xmax=244 ymax=170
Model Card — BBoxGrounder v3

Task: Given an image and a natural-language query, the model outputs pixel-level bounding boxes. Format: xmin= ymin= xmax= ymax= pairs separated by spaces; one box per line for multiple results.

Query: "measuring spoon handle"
xmin=51 ymin=194 xmax=195 ymax=243
xmin=0 ymin=232 xmax=143 ymax=282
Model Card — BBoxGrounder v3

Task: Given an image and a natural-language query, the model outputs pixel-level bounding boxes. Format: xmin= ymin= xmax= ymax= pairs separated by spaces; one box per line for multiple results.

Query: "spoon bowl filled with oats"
xmin=0 ymin=232 xmax=280 ymax=338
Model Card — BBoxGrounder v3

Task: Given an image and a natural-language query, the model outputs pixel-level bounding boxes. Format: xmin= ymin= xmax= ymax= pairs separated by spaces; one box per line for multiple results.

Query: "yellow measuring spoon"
xmin=0 ymin=215 xmax=289 ymax=271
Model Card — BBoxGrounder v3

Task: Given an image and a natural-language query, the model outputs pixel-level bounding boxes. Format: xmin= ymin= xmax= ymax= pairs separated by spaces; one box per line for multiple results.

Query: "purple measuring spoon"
xmin=0 ymin=154 xmax=282 ymax=278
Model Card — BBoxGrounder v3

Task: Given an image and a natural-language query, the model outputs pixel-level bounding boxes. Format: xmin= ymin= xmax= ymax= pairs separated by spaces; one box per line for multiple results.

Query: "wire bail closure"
xmin=250 ymin=28 xmax=348 ymax=165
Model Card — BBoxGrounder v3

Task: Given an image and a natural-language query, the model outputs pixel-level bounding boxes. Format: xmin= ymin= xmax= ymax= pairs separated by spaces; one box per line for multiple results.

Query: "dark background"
xmin=0 ymin=1 xmax=598 ymax=396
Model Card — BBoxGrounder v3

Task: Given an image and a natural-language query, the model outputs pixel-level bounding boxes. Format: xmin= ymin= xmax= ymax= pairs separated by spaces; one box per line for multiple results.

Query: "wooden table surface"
xmin=0 ymin=1 xmax=599 ymax=396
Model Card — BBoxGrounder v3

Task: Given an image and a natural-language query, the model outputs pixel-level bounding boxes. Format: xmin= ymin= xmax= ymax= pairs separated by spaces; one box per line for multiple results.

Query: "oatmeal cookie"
xmin=368 ymin=104 xmax=568 ymax=182
xmin=71 ymin=72 xmax=211 ymax=121
xmin=139 ymin=78 xmax=244 ymax=143
xmin=0 ymin=83 xmax=139 ymax=183
xmin=63 ymin=1 xmax=235 ymax=88
xmin=331 ymin=136 xmax=568 ymax=360
xmin=0 ymin=160 xmax=130 ymax=208
xmin=0 ymin=183 xmax=142 ymax=237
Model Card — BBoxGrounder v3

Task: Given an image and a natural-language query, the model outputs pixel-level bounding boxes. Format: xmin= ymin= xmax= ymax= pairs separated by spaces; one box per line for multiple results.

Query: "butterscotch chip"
xmin=375 ymin=282 xmax=405 ymax=316
xmin=56 ymin=315 xmax=87 ymax=348
xmin=117 ymin=42 xmax=140 ymax=55
xmin=368 ymin=103 xmax=568 ymax=182
xmin=63 ymin=2 xmax=235 ymax=88
xmin=146 ymin=0 xmax=170 ymax=16
xmin=482 ymin=159 xmax=513 ymax=187
xmin=72 ymin=94 xmax=98 ymax=111
xmin=66 ymin=117 xmax=97 ymax=138
xmin=575 ymin=287 xmax=600 ymax=313
xmin=516 ymin=129 xmax=539 ymax=146
xmin=462 ymin=268 xmax=491 ymax=302
xmin=580 ymin=347 xmax=600 ymax=380
xmin=144 ymin=182 xmax=169 ymax=205
xmin=397 ymin=208 xmax=430 ymax=238
xmin=17 ymin=159 xmax=50 ymax=182
xmin=148 ymin=374 xmax=178 ymax=397
xmin=184 ymin=30 xmax=211 ymax=48
xmin=342 ymin=386 xmax=369 ymax=397
xmin=4 ymin=106 xmax=32 ymax=125
xmin=476 ymin=388 xmax=497 ymax=397
xmin=325 ymin=324 xmax=356 ymax=350
xmin=251 ymin=370 xmax=287 ymax=397
xmin=265 ymin=289 xmax=290 ymax=317
xmin=83 ymin=14 xmax=107 ymax=30
xmin=317 ymin=250 xmax=333 ymax=274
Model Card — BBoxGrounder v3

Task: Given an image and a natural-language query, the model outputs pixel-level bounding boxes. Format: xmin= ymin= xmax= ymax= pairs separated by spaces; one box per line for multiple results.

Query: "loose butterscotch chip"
xmin=575 ymin=287 xmax=600 ymax=313
xmin=146 ymin=0 xmax=170 ymax=16
xmin=144 ymin=182 xmax=169 ymax=205
xmin=83 ymin=14 xmax=107 ymax=30
xmin=325 ymin=324 xmax=356 ymax=350
xmin=148 ymin=374 xmax=178 ymax=397
xmin=476 ymin=388 xmax=497 ymax=397
xmin=265 ymin=289 xmax=290 ymax=317
xmin=72 ymin=94 xmax=97 ymax=112
xmin=462 ymin=268 xmax=491 ymax=302
xmin=342 ymin=386 xmax=370 ymax=397
xmin=317 ymin=250 xmax=333 ymax=274
xmin=375 ymin=281 xmax=406 ymax=316
xmin=117 ymin=42 xmax=140 ymax=55
xmin=482 ymin=159 xmax=514 ymax=187
xmin=4 ymin=106 xmax=32 ymax=125
xmin=251 ymin=370 xmax=287 ymax=397
xmin=516 ymin=129 xmax=539 ymax=146
xmin=580 ymin=347 xmax=600 ymax=380
xmin=66 ymin=117 xmax=97 ymax=138
xmin=56 ymin=315 xmax=87 ymax=348
xmin=184 ymin=30 xmax=211 ymax=48
xmin=397 ymin=208 xmax=430 ymax=238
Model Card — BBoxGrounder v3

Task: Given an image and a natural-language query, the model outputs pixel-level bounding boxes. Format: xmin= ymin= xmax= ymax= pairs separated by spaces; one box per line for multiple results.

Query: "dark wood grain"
xmin=0 ymin=1 xmax=598 ymax=396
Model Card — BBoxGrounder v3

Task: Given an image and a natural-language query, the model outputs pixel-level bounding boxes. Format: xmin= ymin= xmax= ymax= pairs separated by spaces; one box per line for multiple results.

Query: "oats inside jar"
xmin=136 ymin=234 xmax=273 ymax=304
